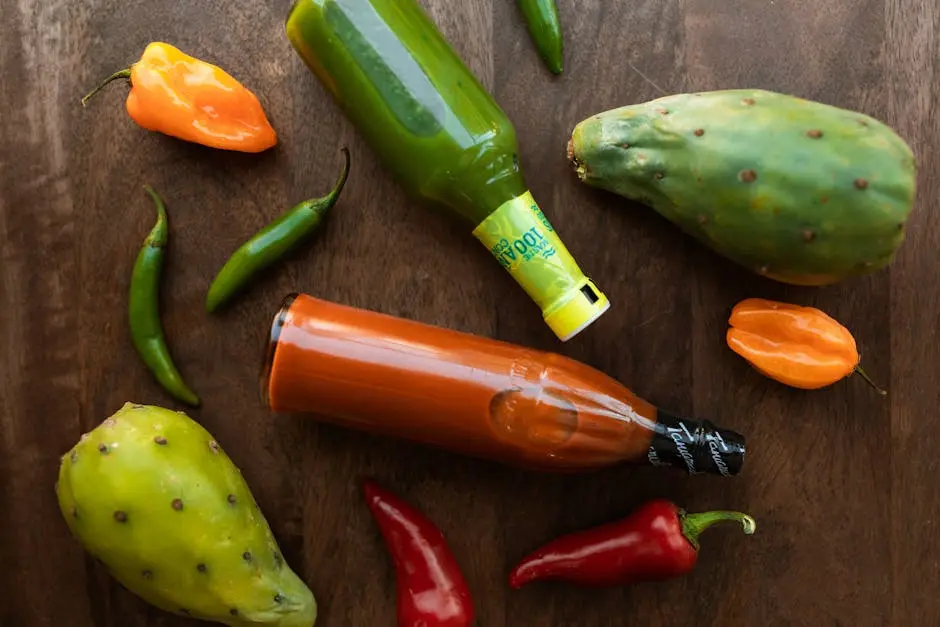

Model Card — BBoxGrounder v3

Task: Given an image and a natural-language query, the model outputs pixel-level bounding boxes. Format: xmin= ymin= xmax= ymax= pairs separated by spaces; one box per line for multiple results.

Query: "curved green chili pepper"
xmin=129 ymin=186 xmax=200 ymax=407
xmin=517 ymin=0 xmax=564 ymax=75
xmin=205 ymin=147 xmax=351 ymax=313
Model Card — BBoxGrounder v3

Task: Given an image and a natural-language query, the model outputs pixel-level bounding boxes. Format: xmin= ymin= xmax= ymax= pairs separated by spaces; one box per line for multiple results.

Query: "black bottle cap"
xmin=646 ymin=409 xmax=746 ymax=477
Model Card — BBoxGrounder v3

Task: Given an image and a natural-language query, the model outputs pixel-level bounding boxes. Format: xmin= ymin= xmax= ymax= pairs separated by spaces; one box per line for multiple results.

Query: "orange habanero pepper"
xmin=81 ymin=42 xmax=277 ymax=153
xmin=726 ymin=298 xmax=886 ymax=395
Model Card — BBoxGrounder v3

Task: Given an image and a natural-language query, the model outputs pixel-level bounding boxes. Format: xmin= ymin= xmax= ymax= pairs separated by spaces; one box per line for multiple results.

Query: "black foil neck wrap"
xmin=646 ymin=409 xmax=746 ymax=477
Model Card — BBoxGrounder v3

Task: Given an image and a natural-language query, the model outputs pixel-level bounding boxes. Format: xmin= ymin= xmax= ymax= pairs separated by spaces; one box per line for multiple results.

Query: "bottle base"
xmin=259 ymin=292 xmax=300 ymax=408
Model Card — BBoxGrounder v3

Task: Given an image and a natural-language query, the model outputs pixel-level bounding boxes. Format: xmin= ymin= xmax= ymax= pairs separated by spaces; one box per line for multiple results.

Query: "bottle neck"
xmin=645 ymin=409 xmax=746 ymax=477
xmin=421 ymin=139 xmax=527 ymax=224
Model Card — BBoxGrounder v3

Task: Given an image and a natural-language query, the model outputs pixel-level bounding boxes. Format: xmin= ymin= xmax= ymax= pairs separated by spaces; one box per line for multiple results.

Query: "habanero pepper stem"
xmin=80 ymin=68 xmax=132 ymax=105
xmin=81 ymin=42 xmax=277 ymax=153
xmin=516 ymin=0 xmax=565 ymax=75
xmin=205 ymin=147 xmax=351 ymax=313
xmin=726 ymin=297 xmax=887 ymax=395
xmin=509 ymin=498 xmax=756 ymax=589
xmin=129 ymin=186 xmax=200 ymax=407
xmin=362 ymin=479 xmax=475 ymax=627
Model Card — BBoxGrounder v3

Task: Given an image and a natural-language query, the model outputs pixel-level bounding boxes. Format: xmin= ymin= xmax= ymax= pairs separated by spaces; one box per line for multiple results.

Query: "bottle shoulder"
xmin=419 ymin=130 xmax=529 ymax=222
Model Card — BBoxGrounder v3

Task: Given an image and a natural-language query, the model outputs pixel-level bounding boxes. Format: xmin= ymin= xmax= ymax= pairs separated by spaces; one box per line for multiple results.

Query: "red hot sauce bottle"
xmin=260 ymin=293 xmax=745 ymax=476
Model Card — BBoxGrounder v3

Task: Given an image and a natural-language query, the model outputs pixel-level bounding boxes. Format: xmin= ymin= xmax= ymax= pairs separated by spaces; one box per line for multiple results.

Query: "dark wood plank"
xmin=1 ymin=0 xmax=938 ymax=626
xmin=885 ymin=1 xmax=940 ymax=624
xmin=1 ymin=2 xmax=99 ymax=626
xmin=681 ymin=1 xmax=895 ymax=625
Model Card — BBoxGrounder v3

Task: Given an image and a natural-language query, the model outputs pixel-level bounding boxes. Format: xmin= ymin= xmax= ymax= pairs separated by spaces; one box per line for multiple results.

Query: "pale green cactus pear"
xmin=55 ymin=402 xmax=317 ymax=627
xmin=567 ymin=89 xmax=917 ymax=286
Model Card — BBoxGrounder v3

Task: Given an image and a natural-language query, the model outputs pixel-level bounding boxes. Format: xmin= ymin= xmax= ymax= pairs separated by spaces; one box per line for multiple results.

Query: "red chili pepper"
xmin=508 ymin=498 xmax=756 ymax=588
xmin=362 ymin=479 xmax=475 ymax=627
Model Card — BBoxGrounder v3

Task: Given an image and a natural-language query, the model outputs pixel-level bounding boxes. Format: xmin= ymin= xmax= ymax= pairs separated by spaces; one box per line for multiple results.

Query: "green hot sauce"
xmin=285 ymin=0 xmax=610 ymax=341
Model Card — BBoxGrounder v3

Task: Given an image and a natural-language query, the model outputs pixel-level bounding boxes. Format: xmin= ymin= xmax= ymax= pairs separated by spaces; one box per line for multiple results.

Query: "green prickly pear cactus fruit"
xmin=567 ymin=89 xmax=917 ymax=286
xmin=55 ymin=402 xmax=317 ymax=627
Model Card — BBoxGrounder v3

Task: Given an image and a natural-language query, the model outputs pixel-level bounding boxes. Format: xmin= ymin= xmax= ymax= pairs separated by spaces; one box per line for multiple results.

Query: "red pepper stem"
xmin=81 ymin=68 xmax=132 ymax=107
xmin=853 ymin=364 xmax=887 ymax=396
xmin=679 ymin=509 xmax=756 ymax=551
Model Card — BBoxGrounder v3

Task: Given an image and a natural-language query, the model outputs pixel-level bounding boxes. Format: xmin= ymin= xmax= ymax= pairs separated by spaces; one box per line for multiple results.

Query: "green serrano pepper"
xmin=129 ymin=186 xmax=200 ymax=407
xmin=205 ymin=147 xmax=350 ymax=313
xmin=517 ymin=0 xmax=564 ymax=75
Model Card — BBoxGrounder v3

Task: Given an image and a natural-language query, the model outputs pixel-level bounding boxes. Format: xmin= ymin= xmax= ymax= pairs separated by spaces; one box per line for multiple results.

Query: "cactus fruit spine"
xmin=55 ymin=402 xmax=317 ymax=627
xmin=567 ymin=89 xmax=917 ymax=286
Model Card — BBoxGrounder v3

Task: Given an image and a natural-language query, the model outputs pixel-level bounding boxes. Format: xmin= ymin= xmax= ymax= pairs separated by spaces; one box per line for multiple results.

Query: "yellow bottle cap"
xmin=543 ymin=279 xmax=610 ymax=341
xmin=472 ymin=191 xmax=612 ymax=342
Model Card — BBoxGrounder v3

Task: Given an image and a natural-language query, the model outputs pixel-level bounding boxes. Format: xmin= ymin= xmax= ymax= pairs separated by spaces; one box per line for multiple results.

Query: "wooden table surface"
xmin=2 ymin=0 xmax=938 ymax=625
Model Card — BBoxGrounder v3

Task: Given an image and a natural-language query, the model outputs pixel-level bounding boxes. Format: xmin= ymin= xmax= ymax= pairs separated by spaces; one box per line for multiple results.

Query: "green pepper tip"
xmin=516 ymin=0 xmax=564 ymax=76
xmin=181 ymin=392 xmax=201 ymax=408
xmin=170 ymin=385 xmax=201 ymax=407
xmin=205 ymin=288 xmax=223 ymax=315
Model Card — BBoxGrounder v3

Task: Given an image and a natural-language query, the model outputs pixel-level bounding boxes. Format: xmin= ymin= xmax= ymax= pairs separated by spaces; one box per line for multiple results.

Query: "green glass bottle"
xmin=285 ymin=0 xmax=610 ymax=341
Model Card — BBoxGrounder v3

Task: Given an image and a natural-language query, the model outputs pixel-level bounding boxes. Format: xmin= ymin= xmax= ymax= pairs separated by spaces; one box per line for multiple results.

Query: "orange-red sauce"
xmin=262 ymin=293 xmax=660 ymax=472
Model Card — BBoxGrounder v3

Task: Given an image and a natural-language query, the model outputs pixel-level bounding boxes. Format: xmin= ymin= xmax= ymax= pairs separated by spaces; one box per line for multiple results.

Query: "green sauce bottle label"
xmin=472 ymin=191 xmax=610 ymax=341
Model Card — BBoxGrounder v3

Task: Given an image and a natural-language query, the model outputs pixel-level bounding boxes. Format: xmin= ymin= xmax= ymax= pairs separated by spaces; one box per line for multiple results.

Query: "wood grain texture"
xmin=1 ymin=0 xmax=937 ymax=626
